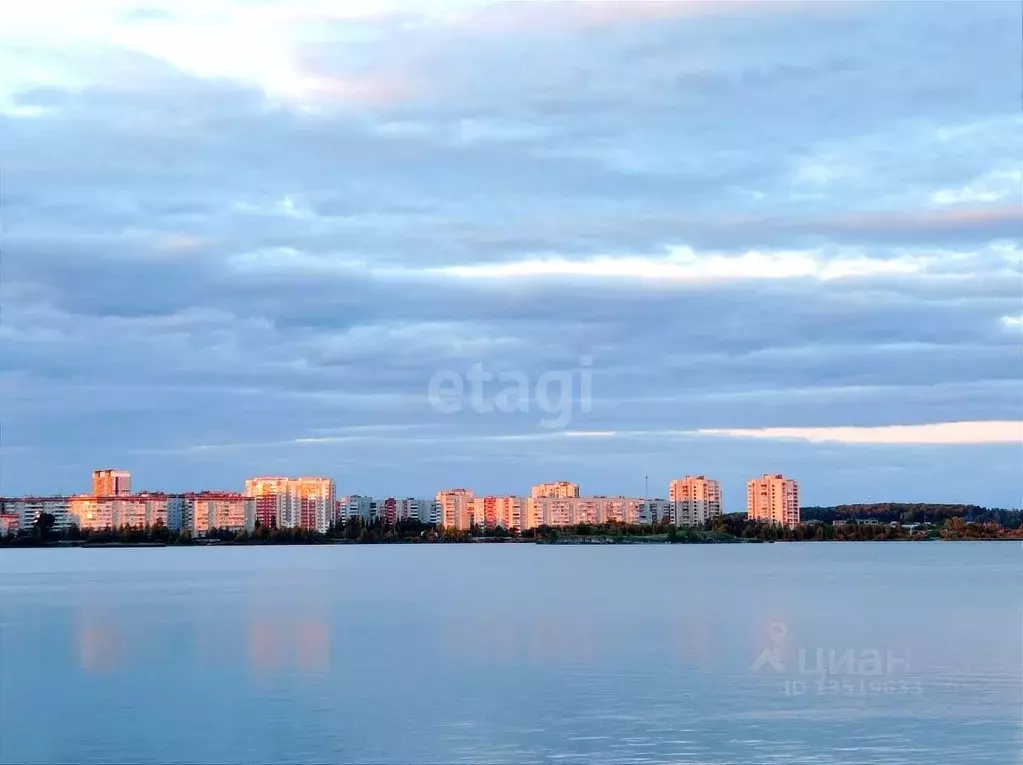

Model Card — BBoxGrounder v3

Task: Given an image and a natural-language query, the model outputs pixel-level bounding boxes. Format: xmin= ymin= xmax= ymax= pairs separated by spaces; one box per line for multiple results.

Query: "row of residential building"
xmin=0 ymin=470 xmax=800 ymax=536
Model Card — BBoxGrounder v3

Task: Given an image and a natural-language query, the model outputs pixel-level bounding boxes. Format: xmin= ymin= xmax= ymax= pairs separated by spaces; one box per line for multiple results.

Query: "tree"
xmin=34 ymin=512 xmax=56 ymax=542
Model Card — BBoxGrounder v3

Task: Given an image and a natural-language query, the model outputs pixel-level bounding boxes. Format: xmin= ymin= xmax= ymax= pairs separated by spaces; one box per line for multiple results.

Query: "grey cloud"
xmin=0 ymin=1 xmax=1019 ymax=503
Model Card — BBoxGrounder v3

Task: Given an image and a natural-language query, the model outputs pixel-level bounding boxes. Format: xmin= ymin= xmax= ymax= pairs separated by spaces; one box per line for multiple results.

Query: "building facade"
xmin=530 ymin=481 xmax=581 ymax=499
xmin=338 ymin=495 xmax=374 ymax=523
xmin=1 ymin=496 xmax=73 ymax=531
xmin=244 ymin=477 xmax=336 ymax=533
xmin=525 ymin=496 xmax=669 ymax=528
xmin=92 ymin=470 xmax=132 ymax=497
xmin=68 ymin=494 xmax=170 ymax=531
xmin=185 ymin=492 xmax=254 ymax=535
xmin=436 ymin=489 xmax=475 ymax=530
xmin=0 ymin=513 xmax=19 ymax=535
xmin=669 ymin=476 xmax=723 ymax=527
xmin=747 ymin=474 xmax=800 ymax=528
xmin=376 ymin=498 xmax=437 ymax=524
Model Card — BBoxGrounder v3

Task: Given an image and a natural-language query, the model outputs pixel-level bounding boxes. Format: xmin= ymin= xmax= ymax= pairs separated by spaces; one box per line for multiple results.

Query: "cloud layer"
xmin=1 ymin=0 xmax=1020 ymax=506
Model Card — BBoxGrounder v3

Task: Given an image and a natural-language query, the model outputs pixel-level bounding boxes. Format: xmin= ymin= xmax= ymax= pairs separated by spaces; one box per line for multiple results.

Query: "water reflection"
xmin=77 ymin=624 xmax=122 ymax=672
xmin=248 ymin=617 xmax=329 ymax=673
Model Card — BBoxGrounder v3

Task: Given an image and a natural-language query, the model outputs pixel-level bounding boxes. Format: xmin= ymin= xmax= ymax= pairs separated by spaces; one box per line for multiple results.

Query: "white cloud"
xmin=697 ymin=421 xmax=1022 ymax=445
xmin=930 ymin=169 xmax=1021 ymax=206
xmin=426 ymin=247 xmax=927 ymax=282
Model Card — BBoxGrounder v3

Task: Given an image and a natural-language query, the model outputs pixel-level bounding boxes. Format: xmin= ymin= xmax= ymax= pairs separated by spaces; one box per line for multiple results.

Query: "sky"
xmin=0 ymin=0 xmax=1020 ymax=508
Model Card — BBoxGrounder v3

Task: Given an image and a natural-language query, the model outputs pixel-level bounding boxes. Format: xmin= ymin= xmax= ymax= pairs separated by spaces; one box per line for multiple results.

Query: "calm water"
xmin=0 ymin=542 xmax=1019 ymax=764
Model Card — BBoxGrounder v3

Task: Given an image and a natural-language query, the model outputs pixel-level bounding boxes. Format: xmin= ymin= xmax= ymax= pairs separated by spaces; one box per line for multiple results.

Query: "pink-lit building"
xmin=182 ymin=492 xmax=254 ymax=535
xmin=525 ymin=496 xmax=669 ymax=528
xmin=747 ymin=474 xmax=800 ymax=528
xmin=69 ymin=494 xmax=170 ymax=531
xmin=436 ymin=489 xmax=475 ymax=529
xmin=530 ymin=481 xmax=580 ymax=499
xmin=91 ymin=470 xmax=132 ymax=497
xmin=669 ymin=476 xmax=722 ymax=527
xmin=0 ymin=513 xmax=20 ymax=535
xmin=244 ymin=477 xmax=336 ymax=533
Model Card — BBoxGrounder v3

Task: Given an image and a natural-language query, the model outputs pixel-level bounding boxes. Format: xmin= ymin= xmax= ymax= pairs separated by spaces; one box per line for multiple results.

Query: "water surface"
xmin=1 ymin=542 xmax=1019 ymax=764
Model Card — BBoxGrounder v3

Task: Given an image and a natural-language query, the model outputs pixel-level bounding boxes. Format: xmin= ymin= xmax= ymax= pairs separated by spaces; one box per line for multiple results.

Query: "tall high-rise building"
xmin=244 ymin=477 xmax=336 ymax=533
xmin=747 ymin=474 xmax=800 ymax=528
xmin=530 ymin=481 xmax=580 ymax=499
xmin=436 ymin=489 xmax=475 ymax=530
xmin=669 ymin=476 xmax=722 ymax=527
xmin=92 ymin=470 xmax=132 ymax=497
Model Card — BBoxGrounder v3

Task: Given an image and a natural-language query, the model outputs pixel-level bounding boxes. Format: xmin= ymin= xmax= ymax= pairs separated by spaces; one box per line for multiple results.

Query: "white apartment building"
xmin=436 ymin=489 xmax=475 ymax=530
xmin=530 ymin=481 xmax=581 ymax=499
xmin=747 ymin=474 xmax=800 ymax=529
xmin=1 ymin=496 xmax=73 ymax=531
xmin=525 ymin=496 xmax=670 ymax=528
xmin=338 ymin=495 xmax=374 ymax=522
xmin=669 ymin=476 xmax=723 ymax=527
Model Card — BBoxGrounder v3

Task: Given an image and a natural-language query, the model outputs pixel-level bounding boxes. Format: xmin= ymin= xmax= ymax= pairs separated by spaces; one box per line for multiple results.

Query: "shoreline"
xmin=3 ymin=536 xmax=1019 ymax=549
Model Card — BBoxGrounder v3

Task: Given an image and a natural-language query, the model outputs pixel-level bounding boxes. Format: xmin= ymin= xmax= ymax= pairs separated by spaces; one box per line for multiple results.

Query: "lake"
xmin=0 ymin=542 xmax=1019 ymax=764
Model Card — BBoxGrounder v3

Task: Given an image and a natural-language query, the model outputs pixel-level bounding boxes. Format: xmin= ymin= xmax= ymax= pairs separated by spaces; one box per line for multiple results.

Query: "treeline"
xmin=0 ymin=514 xmax=481 ymax=547
xmin=3 ymin=511 xmax=1019 ymax=549
xmin=801 ymin=503 xmax=1022 ymax=528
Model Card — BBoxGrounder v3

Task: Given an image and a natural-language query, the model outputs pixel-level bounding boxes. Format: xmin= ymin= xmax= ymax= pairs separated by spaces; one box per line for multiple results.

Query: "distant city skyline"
xmin=1 ymin=2 xmax=1020 ymax=506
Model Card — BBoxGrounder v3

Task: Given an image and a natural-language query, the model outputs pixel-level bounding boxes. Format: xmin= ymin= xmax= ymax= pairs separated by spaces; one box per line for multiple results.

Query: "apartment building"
xmin=0 ymin=513 xmax=19 ymax=535
xmin=669 ymin=476 xmax=723 ymax=527
xmin=467 ymin=495 xmax=524 ymax=529
xmin=338 ymin=495 xmax=374 ymax=523
xmin=747 ymin=474 xmax=800 ymax=529
xmin=530 ymin=481 xmax=581 ymax=499
xmin=436 ymin=489 xmax=475 ymax=530
xmin=525 ymin=496 xmax=670 ymax=528
xmin=1 ymin=496 xmax=73 ymax=531
xmin=92 ymin=469 xmax=132 ymax=497
xmin=376 ymin=498 xmax=437 ymax=524
xmin=67 ymin=494 xmax=170 ymax=530
xmin=244 ymin=477 xmax=336 ymax=533
xmin=186 ymin=492 xmax=254 ymax=535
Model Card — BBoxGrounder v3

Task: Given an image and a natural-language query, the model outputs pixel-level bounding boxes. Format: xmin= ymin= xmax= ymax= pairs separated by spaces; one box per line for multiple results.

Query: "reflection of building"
xmin=747 ymin=474 xmax=800 ymax=528
xmin=436 ymin=489 xmax=475 ymax=529
xmin=0 ymin=496 xmax=72 ymax=530
xmin=248 ymin=618 xmax=329 ymax=672
xmin=77 ymin=621 xmax=122 ymax=671
xmin=92 ymin=469 xmax=132 ymax=497
xmin=669 ymin=476 xmax=722 ymax=527
xmin=531 ymin=481 xmax=580 ymax=499
xmin=244 ymin=477 xmax=336 ymax=533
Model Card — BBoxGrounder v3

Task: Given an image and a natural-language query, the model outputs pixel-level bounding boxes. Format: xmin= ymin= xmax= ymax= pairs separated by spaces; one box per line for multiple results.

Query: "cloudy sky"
xmin=1 ymin=0 xmax=1020 ymax=507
